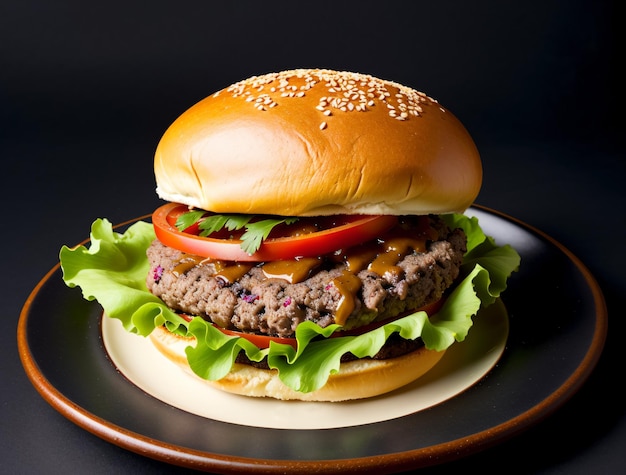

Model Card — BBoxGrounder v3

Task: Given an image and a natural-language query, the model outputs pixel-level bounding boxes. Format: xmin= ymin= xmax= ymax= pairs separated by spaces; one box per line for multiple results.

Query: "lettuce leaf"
xmin=60 ymin=213 xmax=520 ymax=393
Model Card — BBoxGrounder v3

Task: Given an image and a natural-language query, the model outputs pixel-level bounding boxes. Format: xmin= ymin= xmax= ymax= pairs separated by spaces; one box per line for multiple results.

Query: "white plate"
xmin=102 ymin=299 xmax=508 ymax=430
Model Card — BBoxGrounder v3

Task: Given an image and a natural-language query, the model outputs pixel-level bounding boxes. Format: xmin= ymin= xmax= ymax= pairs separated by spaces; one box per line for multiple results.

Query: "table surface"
xmin=2 ymin=1 xmax=624 ymax=474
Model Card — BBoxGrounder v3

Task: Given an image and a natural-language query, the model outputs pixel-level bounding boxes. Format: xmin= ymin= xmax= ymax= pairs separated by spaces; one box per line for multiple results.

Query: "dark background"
xmin=2 ymin=1 xmax=624 ymax=474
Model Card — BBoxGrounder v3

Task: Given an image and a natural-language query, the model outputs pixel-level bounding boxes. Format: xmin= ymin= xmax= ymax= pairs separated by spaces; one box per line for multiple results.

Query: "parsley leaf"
xmin=175 ymin=211 xmax=298 ymax=255
xmin=240 ymin=217 xmax=298 ymax=254
xmin=198 ymin=214 xmax=252 ymax=236
xmin=175 ymin=210 xmax=205 ymax=231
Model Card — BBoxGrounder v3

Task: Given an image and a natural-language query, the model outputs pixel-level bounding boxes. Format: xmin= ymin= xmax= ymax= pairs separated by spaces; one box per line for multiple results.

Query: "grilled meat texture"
xmin=146 ymin=216 xmax=466 ymax=338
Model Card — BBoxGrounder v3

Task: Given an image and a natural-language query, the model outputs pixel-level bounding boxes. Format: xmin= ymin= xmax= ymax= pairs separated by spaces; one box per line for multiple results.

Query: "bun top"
xmin=154 ymin=69 xmax=482 ymax=216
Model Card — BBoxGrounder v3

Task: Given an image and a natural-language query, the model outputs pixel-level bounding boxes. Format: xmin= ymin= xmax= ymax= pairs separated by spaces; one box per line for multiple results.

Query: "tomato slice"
xmin=152 ymin=203 xmax=398 ymax=262
xmin=205 ymin=298 xmax=444 ymax=350
xmin=217 ymin=326 xmax=299 ymax=349
xmin=176 ymin=312 xmax=297 ymax=349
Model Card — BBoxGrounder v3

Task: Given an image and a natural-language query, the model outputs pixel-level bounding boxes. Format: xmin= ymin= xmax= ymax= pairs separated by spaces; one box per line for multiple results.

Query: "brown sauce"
xmin=331 ymin=270 xmax=363 ymax=325
xmin=216 ymin=263 xmax=253 ymax=284
xmin=261 ymin=257 xmax=321 ymax=284
xmin=170 ymin=219 xmax=431 ymax=325
xmin=368 ymin=236 xmax=426 ymax=280
xmin=172 ymin=254 xmax=206 ymax=276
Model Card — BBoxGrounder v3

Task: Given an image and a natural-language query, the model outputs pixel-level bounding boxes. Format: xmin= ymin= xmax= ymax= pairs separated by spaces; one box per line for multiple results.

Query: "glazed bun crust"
xmin=149 ymin=324 xmax=445 ymax=402
xmin=155 ymin=69 xmax=482 ymax=216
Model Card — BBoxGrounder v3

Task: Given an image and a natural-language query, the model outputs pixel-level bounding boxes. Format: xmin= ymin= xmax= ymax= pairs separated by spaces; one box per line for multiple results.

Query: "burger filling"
xmin=145 ymin=215 xmax=466 ymax=339
xmin=60 ymin=211 xmax=520 ymax=394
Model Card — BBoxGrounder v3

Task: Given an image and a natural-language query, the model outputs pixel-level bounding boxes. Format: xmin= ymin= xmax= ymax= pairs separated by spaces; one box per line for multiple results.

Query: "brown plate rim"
xmin=16 ymin=205 xmax=608 ymax=473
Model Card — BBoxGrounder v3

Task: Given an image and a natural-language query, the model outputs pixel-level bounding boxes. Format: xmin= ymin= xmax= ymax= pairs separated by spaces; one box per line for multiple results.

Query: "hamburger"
xmin=60 ymin=69 xmax=520 ymax=402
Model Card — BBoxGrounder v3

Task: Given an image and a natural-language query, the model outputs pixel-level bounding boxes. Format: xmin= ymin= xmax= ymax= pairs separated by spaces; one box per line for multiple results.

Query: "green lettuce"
xmin=60 ymin=213 xmax=520 ymax=393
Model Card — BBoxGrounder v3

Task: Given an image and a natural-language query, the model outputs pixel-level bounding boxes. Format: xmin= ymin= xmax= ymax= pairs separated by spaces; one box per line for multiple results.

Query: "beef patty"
xmin=146 ymin=215 xmax=466 ymax=338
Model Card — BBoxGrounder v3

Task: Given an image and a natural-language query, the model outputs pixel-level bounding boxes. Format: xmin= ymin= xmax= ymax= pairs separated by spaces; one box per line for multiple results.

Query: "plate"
xmin=102 ymin=298 xmax=508 ymax=430
xmin=17 ymin=206 xmax=607 ymax=473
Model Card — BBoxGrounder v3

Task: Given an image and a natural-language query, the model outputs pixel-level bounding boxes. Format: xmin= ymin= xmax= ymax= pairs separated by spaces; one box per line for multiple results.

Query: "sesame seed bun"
xmin=154 ymin=69 xmax=482 ymax=216
xmin=148 ymin=324 xmax=446 ymax=402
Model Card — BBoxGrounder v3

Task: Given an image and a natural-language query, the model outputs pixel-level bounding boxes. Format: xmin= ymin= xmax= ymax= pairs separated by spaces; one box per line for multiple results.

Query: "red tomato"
xmin=152 ymin=203 xmax=398 ymax=262
xmin=217 ymin=326 xmax=299 ymax=349
xmin=208 ymin=298 xmax=444 ymax=349
xmin=177 ymin=313 xmax=298 ymax=349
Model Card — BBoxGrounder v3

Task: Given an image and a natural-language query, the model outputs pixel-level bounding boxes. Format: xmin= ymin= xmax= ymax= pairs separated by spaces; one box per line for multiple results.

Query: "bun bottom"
xmin=149 ymin=325 xmax=445 ymax=402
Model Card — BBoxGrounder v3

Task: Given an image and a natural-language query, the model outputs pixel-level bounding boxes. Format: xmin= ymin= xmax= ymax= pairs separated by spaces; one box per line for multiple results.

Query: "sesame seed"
xmin=223 ymin=68 xmax=438 ymax=130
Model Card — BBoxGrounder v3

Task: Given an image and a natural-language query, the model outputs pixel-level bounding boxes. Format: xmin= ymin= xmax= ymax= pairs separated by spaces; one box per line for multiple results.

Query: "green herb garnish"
xmin=174 ymin=210 xmax=206 ymax=230
xmin=59 ymin=213 xmax=520 ymax=394
xmin=175 ymin=211 xmax=298 ymax=255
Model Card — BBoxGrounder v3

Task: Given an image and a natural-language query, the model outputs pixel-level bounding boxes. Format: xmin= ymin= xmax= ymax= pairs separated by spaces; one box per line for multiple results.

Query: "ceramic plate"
xmin=18 ymin=206 xmax=607 ymax=473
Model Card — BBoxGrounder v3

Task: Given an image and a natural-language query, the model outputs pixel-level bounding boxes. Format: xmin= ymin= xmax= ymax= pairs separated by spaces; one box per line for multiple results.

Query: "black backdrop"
xmin=3 ymin=1 xmax=622 ymax=146
xmin=2 ymin=1 xmax=624 ymax=474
